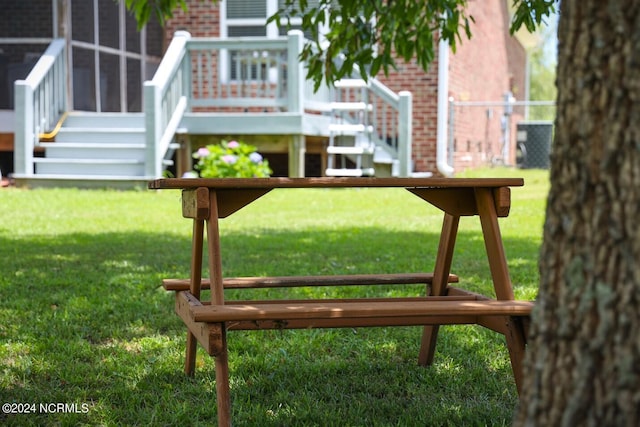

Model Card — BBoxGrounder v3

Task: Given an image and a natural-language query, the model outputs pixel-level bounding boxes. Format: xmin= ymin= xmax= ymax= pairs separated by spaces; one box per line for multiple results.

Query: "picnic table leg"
xmin=418 ymin=212 xmax=460 ymax=366
xmin=214 ymin=328 xmax=232 ymax=427
xmin=206 ymin=191 xmax=232 ymax=425
xmin=474 ymin=187 xmax=527 ymax=394
xmin=185 ymin=218 xmax=205 ymax=376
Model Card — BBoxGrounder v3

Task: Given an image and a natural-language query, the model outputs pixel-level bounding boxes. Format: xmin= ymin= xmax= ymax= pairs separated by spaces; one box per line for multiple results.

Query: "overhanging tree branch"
xmin=123 ymin=0 xmax=555 ymax=88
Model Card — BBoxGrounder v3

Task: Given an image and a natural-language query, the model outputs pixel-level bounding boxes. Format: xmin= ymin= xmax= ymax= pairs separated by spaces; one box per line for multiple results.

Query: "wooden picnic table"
xmin=149 ymin=177 xmax=532 ymax=426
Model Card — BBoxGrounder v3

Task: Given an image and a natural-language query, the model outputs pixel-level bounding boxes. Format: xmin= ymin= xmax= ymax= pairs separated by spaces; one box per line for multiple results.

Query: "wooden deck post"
xmin=289 ymin=134 xmax=306 ymax=177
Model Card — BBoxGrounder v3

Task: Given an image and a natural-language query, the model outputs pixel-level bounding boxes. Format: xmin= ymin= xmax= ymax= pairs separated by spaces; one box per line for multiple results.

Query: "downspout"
xmin=436 ymin=37 xmax=454 ymax=177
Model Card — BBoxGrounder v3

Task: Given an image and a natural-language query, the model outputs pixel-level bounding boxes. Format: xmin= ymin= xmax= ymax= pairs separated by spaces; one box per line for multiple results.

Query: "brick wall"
xmin=164 ymin=0 xmax=221 ymax=38
xmin=377 ymin=57 xmax=440 ymax=174
xmin=447 ymin=0 xmax=526 ymax=170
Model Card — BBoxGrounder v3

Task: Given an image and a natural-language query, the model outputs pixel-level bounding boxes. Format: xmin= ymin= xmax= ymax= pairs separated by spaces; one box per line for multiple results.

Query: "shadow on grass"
xmin=0 ymin=226 xmax=538 ymax=425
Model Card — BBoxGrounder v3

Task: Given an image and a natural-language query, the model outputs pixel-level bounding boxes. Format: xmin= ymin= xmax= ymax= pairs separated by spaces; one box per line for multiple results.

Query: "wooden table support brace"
xmin=163 ymin=272 xmax=459 ymax=291
xmin=149 ymin=177 xmax=532 ymax=427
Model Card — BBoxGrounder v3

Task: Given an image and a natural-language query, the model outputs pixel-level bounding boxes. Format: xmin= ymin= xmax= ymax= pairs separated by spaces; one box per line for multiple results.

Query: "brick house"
xmin=0 ymin=0 xmax=526 ymax=186
xmin=163 ymin=0 xmax=527 ymax=174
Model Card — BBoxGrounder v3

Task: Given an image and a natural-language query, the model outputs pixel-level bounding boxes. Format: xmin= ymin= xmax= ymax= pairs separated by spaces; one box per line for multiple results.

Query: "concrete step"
xmin=12 ymin=174 xmax=153 ymax=189
xmin=38 ymin=142 xmax=146 ymax=160
xmin=54 ymin=127 xmax=145 ymax=143
xmin=62 ymin=112 xmax=145 ymax=128
xmin=33 ymin=157 xmax=145 ymax=176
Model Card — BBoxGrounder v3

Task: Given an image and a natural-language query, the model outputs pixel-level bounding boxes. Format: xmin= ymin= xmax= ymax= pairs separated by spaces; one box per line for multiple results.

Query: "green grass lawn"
xmin=0 ymin=169 xmax=548 ymax=426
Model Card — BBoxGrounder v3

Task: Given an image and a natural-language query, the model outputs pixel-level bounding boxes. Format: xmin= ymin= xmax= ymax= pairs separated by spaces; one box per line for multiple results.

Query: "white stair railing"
xmin=324 ymin=77 xmax=412 ymax=177
xmin=368 ymin=79 xmax=412 ymax=176
xmin=144 ymin=31 xmax=191 ymax=178
xmin=14 ymin=39 xmax=67 ymax=177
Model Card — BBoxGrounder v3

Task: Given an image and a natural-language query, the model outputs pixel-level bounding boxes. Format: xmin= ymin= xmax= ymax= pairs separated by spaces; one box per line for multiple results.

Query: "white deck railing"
xmin=187 ymin=37 xmax=289 ymax=110
xmin=13 ymin=39 xmax=66 ymax=176
xmin=143 ymin=31 xmax=308 ymax=177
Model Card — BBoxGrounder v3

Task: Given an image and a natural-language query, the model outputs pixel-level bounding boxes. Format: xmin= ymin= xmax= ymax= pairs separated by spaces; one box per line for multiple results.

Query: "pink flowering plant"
xmin=191 ymin=140 xmax=272 ymax=178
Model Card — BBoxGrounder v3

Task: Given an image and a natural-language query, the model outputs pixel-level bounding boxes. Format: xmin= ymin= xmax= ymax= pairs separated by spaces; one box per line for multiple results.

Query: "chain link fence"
xmin=448 ymin=98 xmax=556 ymax=170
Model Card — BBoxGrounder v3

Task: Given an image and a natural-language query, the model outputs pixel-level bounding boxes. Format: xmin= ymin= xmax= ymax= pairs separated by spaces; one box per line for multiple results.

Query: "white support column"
xmin=287 ymin=30 xmax=305 ymax=177
xmin=144 ymin=31 xmax=191 ymax=178
xmin=144 ymin=81 xmax=161 ymax=178
xmin=436 ymin=38 xmax=454 ymax=177
xmin=286 ymin=30 xmax=304 ymax=114
xmin=398 ymin=91 xmax=412 ymax=177
xmin=13 ymin=82 xmax=35 ymax=177
xmin=288 ymin=135 xmax=306 ymax=178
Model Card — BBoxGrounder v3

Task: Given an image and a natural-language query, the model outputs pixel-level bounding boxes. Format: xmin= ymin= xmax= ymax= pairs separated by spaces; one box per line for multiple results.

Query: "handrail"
xmin=364 ymin=79 xmax=412 ymax=176
xmin=144 ymin=31 xmax=191 ymax=178
xmin=369 ymin=79 xmax=400 ymax=105
xmin=186 ymin=37 xmax=289 ymax=50
xmin=39 ymin=111 xmax=69 ymax=140
xmin=14 ymin=38 xmax=67 ymax=177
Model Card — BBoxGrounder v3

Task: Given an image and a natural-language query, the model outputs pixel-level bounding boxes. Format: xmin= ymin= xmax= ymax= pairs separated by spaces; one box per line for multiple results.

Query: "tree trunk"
xmin=514 ymin=1 xmax=640 ymax=425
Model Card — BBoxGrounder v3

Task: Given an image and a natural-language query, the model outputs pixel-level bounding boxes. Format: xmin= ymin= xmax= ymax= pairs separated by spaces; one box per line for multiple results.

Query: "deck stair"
xmin=325 ymin=79 xmax=376 ymax=177
xmin=28 ymin=112 xmax=177 ymax=187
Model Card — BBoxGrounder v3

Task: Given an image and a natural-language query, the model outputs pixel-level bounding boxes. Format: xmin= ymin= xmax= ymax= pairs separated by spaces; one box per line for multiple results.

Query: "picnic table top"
xmin=148 ymin=177 xmax=525 ymax=190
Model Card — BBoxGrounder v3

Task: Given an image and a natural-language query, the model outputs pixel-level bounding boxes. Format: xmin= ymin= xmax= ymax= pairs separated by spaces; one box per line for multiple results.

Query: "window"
xmin=222 ymin=0 xmax=275 ymax=38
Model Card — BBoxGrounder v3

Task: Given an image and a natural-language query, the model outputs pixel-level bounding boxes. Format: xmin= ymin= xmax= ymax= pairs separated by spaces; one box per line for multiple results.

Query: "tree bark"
xmin=515 ymin=1 xmax=640 ymax=426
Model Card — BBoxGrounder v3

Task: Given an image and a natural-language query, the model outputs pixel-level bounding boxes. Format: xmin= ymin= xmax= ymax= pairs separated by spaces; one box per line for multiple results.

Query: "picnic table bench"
xmin=149 ymin=177 xmax=533 ymax=426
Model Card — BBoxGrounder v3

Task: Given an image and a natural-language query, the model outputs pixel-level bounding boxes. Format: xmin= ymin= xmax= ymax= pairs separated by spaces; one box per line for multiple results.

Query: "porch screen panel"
xmin=72 ymin=47 xmax=97 ymax=111
xmin=127 ymin=58 xmax=142 ymax=112
xmin=98 ymin=0 xmax=120 ymax=49
xmin=72 ymin=1 xmax=95 ymax=43
xmin=99 ymin=52 xmax=120 ymax=112
xmin=145 ymin=18 xmax=164 ymax=57
xmin=1 ymin=0 xmax=53 ymax=38
xmin=125 ymin=10 xmax=141 ymax=54
xmin=0 ymin=2 xmax=55 ymax=109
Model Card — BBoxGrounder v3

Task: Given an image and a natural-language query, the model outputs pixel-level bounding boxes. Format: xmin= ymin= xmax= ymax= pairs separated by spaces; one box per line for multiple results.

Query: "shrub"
xmin=190 ymin=140 xmax=272 ymax=178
